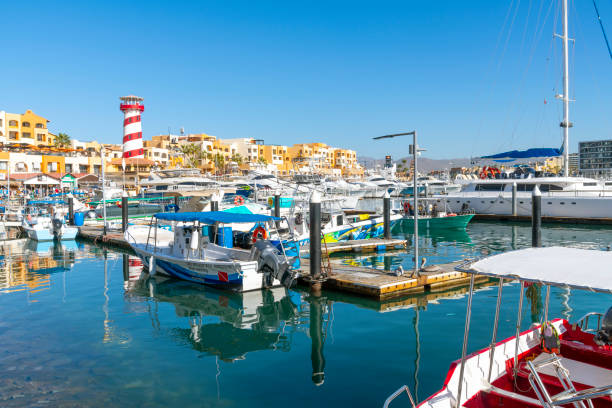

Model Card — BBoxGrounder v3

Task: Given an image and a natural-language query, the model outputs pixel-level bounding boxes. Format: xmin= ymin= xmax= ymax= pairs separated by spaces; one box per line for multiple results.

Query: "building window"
xmin=22 ymin=132 xmax=31 ymax=138
xmin=8 ymin=120 xmax=18 ymax=127
xmin=79 ymin=165 xmax=88 ymax=173
xmin=0 ymin=119 xmax=2 ymax=126
xmin=65 ymin=164 xmax=73 ymax=173
xmin=35 ymin=123 xmax=44 ymax=128
xmin=0 ymin=162 xmax=6 ymax=170
xmin=47 ymin=162 xmax=58 ymax=172
xmin=9 ymin=132 xmax=18 ymax=140
xmin=37 ymin=134 xmax=45 ymax=142
xmin=93 ymin=165 xmax=101 ymax=175
xmin=22 ymin=121 xmax=30 ymax=127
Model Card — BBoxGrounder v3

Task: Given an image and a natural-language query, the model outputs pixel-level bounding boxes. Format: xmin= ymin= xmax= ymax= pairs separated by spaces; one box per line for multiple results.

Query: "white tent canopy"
xmin=459 ymin=246 xmax=612 ymax=293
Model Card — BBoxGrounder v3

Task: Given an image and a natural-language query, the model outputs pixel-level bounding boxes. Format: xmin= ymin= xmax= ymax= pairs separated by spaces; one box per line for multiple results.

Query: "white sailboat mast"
xmin=558 ymin=0 xmax=572 ymax=177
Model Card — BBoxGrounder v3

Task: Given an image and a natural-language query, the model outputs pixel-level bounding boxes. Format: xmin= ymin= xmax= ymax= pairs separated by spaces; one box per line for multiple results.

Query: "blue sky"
xmin=1 ymin=0 xmax=610 ymax=159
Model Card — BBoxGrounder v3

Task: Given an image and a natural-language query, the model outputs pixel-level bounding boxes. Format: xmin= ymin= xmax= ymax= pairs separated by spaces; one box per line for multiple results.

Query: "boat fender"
xmin=234 ymin=195 xmax=245 ymax=206
xmin=540 ymin=321 xmax=560 ymax=354
xmin=252 ymin=226 xmax=267 ymax=243
xmin=149 ymin=256 xmax=156 ymax=276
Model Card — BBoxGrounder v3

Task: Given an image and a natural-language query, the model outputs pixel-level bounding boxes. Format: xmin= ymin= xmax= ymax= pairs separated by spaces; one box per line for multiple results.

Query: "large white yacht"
xmin=437 ymin=177 xmax=612 ymax=218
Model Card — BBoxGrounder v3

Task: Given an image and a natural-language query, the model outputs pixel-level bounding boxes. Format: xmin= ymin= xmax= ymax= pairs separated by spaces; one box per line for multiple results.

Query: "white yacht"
xmin=437 ymin=177 xmax=612 ymax=218
xmin=141 ymin=169 xmax=219 ymax=195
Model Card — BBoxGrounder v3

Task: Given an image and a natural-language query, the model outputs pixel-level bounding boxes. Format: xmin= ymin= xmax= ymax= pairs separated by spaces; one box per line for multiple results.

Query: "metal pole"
xmin=121 ymin=196 xmax=128 ymax=232
xmin=532 ymin=186 xmax=542 ymax=247
xmin=68 ymin=197 xmax=74 ymax=225
xmin=101 ymin=147 xmax=107 ymax=235
xmin=513 ymin=281 xmax=525 ymax=378
xmin=274 ymin=193 xmax=281 ymax=229
xmin=413 ymin=131 xmax=419 ymax=277
xmin=174 ymin=195 xmax=179 ymax=211
xmin=543 ymin=284 xmax=551 ymax=323
xmin=383 ymin=190 xmax=391 ymax=239
xmin=456 ymin=274 xmax=475 ymax=407
xmin=310 ymin=191 xmax=322 ymax=295
xmin=487 ymin=278 xmax=504 ymax=383
xmin=512 ymin=182 xmax=517 ymax=216
xmin=122 ymin=253 xmax=129 ymax=282
xmin=561 ymin=0 xmax=570 ymax=177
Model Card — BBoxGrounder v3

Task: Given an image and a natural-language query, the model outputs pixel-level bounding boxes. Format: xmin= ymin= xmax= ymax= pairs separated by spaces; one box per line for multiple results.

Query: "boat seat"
xmin=527 ymin=353 xmax=612 ymax=407
xmin=532 ymin=353 xmax=612 ymax=389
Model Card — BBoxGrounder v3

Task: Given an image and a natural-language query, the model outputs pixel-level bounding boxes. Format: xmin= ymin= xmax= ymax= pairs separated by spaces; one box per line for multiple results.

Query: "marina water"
xmin=1 ymin=221 xmax=611 ymax=407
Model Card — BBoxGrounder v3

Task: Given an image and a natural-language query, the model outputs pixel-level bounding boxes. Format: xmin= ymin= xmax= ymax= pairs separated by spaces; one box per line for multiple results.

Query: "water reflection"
xmin=0 ymin=239 xmax=79 ymax=295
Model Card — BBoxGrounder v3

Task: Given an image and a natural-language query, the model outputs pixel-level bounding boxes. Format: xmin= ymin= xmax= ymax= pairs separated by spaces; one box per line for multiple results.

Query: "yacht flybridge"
xmin=385 ymin=247 xmax=612 ymax=408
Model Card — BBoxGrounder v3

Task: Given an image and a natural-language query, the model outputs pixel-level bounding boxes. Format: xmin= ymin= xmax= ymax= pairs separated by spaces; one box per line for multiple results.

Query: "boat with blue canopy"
xmin=124 ymin=211 xmax=300 ymax=292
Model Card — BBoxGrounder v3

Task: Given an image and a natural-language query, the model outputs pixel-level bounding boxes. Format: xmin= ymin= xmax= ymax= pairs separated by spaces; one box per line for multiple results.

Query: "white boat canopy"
xmin=457 ymin=246 xmax=612 ymax=293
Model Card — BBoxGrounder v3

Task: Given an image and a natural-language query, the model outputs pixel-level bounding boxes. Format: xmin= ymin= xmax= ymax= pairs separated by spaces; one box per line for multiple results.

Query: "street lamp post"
xmin=374 ymin=131 xmax=425 ymax=277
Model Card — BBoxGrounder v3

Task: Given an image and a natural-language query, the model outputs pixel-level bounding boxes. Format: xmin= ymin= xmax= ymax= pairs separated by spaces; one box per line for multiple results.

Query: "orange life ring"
xmin=447 ymin=213 xmax=457 ymax=217
xmin=234 ymin=195 xmax=245 ymax=206
xmin=252 ymin=226 xmax=267 ymax=243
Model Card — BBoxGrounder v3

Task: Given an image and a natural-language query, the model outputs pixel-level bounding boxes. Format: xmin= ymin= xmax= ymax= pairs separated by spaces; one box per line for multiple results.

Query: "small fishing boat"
xmin=384 ymin=246 xmax=612 ymax=407
xmin=125 ymin=211 xmax=299 ymax=292
xmin=21 ymin=200 xmax=78 ymax=241
xmin=396 ymin=213 xmax=474 ymax=230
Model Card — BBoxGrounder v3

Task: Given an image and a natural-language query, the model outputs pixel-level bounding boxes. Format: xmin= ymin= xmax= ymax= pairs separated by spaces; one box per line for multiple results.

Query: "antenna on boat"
xmin=555 ymin=0 xmax=573 ymax=177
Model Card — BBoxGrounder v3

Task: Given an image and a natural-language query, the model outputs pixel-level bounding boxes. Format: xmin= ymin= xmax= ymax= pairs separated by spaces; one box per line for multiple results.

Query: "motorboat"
xmin=384 ymin=246 xmax=612 ymax=407
xmin=22 ymin=215 xmax=78 ymax=241
xmin=125 ymin=211 xmax=300 ymax=292
xmin=21 ymin=200 xmax=78 ymax=241
xmin=140 ymin=168 xmax=220 ymax=196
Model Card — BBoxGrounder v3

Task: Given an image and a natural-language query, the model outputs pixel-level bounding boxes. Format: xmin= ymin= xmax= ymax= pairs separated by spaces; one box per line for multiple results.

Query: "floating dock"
xmin=301 ymin=238 xmax=407 ymax=256
xmin=298 ymin=258 xmax=488 ymax=300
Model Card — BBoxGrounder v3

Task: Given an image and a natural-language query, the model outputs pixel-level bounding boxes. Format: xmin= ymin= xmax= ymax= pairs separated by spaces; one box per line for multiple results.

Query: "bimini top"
xmin=27 ymin=200 xmax=66 ymax=205
xmin=154 ymin=211 xmax=280 ymax=224
xmin=457 ymin=246 xmax=612 ymax=293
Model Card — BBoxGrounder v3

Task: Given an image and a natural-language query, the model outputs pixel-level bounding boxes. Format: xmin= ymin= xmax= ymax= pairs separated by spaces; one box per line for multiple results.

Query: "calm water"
xmin=1 ymin=221 xmax=611 ymax=407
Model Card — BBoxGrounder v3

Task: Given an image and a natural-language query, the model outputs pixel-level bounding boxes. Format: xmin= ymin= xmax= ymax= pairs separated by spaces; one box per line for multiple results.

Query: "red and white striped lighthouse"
xmin=119 ymin=95 xmax=145 ymax=159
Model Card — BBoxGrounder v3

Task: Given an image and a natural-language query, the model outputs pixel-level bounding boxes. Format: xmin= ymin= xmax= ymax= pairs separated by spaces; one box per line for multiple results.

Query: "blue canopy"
xmin=154 ymin=211 xmax=280 ymax=224
xmin=49 ymin=192 xmax=87 ymax=197
xmin=482 ymin=147 xmax=561 ymax=160
xmin=28 ymin=200 xmax=66 ymax=205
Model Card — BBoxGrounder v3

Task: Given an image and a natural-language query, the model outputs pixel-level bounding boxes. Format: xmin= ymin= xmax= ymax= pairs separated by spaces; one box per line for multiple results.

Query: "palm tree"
xmin=258 ymin=157 xmax=268 ymax=165
xmin=54 ymin=132 xmax=71 ymax=148
xmin=231 ymin=153 xmax=243 ymax=165
xmin=180 ymin=143 xmax=205 ymax=168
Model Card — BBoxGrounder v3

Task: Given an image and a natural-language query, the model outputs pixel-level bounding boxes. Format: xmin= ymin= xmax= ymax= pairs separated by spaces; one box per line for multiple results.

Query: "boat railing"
xmin=382 ymin=385 xmax=416 ymax=408
xmin=575 ymin=312 xmax=604 ymax=333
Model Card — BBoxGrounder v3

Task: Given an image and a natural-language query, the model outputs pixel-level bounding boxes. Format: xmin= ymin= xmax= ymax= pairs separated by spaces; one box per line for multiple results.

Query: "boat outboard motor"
xmin=250 ymin=240 xmax=297 ymax=288
xmin=52 ymin=218 xmax=63 ymax=238
xmin=594 ymin=307 xmax=612 ymax=346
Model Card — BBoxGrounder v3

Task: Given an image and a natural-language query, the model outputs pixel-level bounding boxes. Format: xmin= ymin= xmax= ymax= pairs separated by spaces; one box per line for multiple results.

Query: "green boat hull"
xmin=394 ymin=213 xmax=474 ymax=230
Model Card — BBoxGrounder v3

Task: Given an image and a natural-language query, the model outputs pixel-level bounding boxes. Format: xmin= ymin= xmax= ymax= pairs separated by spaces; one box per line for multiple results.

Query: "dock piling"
xmin=121 ymin=196 xmax=128 ymax=232
xmin=274 ymin=193 xmax=281 ymax=228
xmin=174 ymin=196 xmax=179 ymax=211
xmin=68 ymin=197 xmax=74 ymax=225
xmin=512 ymin=182 xmax=517 ymax=216
xmin=309 ymin=294 xmax=326 ymax=386
xmin=383 ymin=191 xmax=391 ymax=239
xmin=532 ymin=186 xmax=542 ymax=247
xmin=310 ymin=191 xmax=322 ymax=295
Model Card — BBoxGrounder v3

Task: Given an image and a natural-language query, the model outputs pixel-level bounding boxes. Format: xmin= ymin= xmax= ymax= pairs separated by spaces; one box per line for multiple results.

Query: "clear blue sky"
xmin=1 ymin=0 xmax=610 ymax=159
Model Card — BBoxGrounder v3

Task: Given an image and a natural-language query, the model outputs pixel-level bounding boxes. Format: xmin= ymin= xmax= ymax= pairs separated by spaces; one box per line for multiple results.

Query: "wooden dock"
xmin=78 ymin=226 xmax=133 ymax=250
xmin=297 ymin=258 xmax=488 ymax=300
xmin=301 ymin=238 xmax=407 ymax=256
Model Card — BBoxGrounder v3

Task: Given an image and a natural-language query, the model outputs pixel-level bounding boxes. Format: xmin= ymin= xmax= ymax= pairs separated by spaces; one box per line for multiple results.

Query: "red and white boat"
xmin=384 ymin=246 xmax=612 ymax=408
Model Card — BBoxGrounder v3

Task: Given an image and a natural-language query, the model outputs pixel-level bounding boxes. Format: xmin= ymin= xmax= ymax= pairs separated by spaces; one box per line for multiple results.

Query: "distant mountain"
xmin=358 ymin=156 xmax=472 ymax=172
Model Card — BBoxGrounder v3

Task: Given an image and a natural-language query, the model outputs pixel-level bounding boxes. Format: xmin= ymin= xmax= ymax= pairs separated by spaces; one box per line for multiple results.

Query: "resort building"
xmin=579 ymin=139 xmax=612 ymax=177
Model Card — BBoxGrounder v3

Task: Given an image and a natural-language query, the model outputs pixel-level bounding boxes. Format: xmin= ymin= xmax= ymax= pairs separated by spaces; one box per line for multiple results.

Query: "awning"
xmin=458 ymin=247 xmax=612 ymax=293
xmin=481 ymin=147 xmax=561 ymax=160
xmin=154 ymin=211 xmax=279 ymax=224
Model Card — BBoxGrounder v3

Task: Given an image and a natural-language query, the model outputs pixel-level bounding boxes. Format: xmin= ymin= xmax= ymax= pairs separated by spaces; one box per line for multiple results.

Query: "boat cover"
xmin=481 ymin=147 xmax=562 ymax=159
xmin=154 ymin=211 xmax=280 ymax=224
xmin=462 ymin=247 xmax=612 ymax=293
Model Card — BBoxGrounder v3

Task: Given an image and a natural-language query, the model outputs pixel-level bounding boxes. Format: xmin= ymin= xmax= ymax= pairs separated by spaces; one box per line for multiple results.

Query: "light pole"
xmin=374 ymin=131 xmax=426 ymax=277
